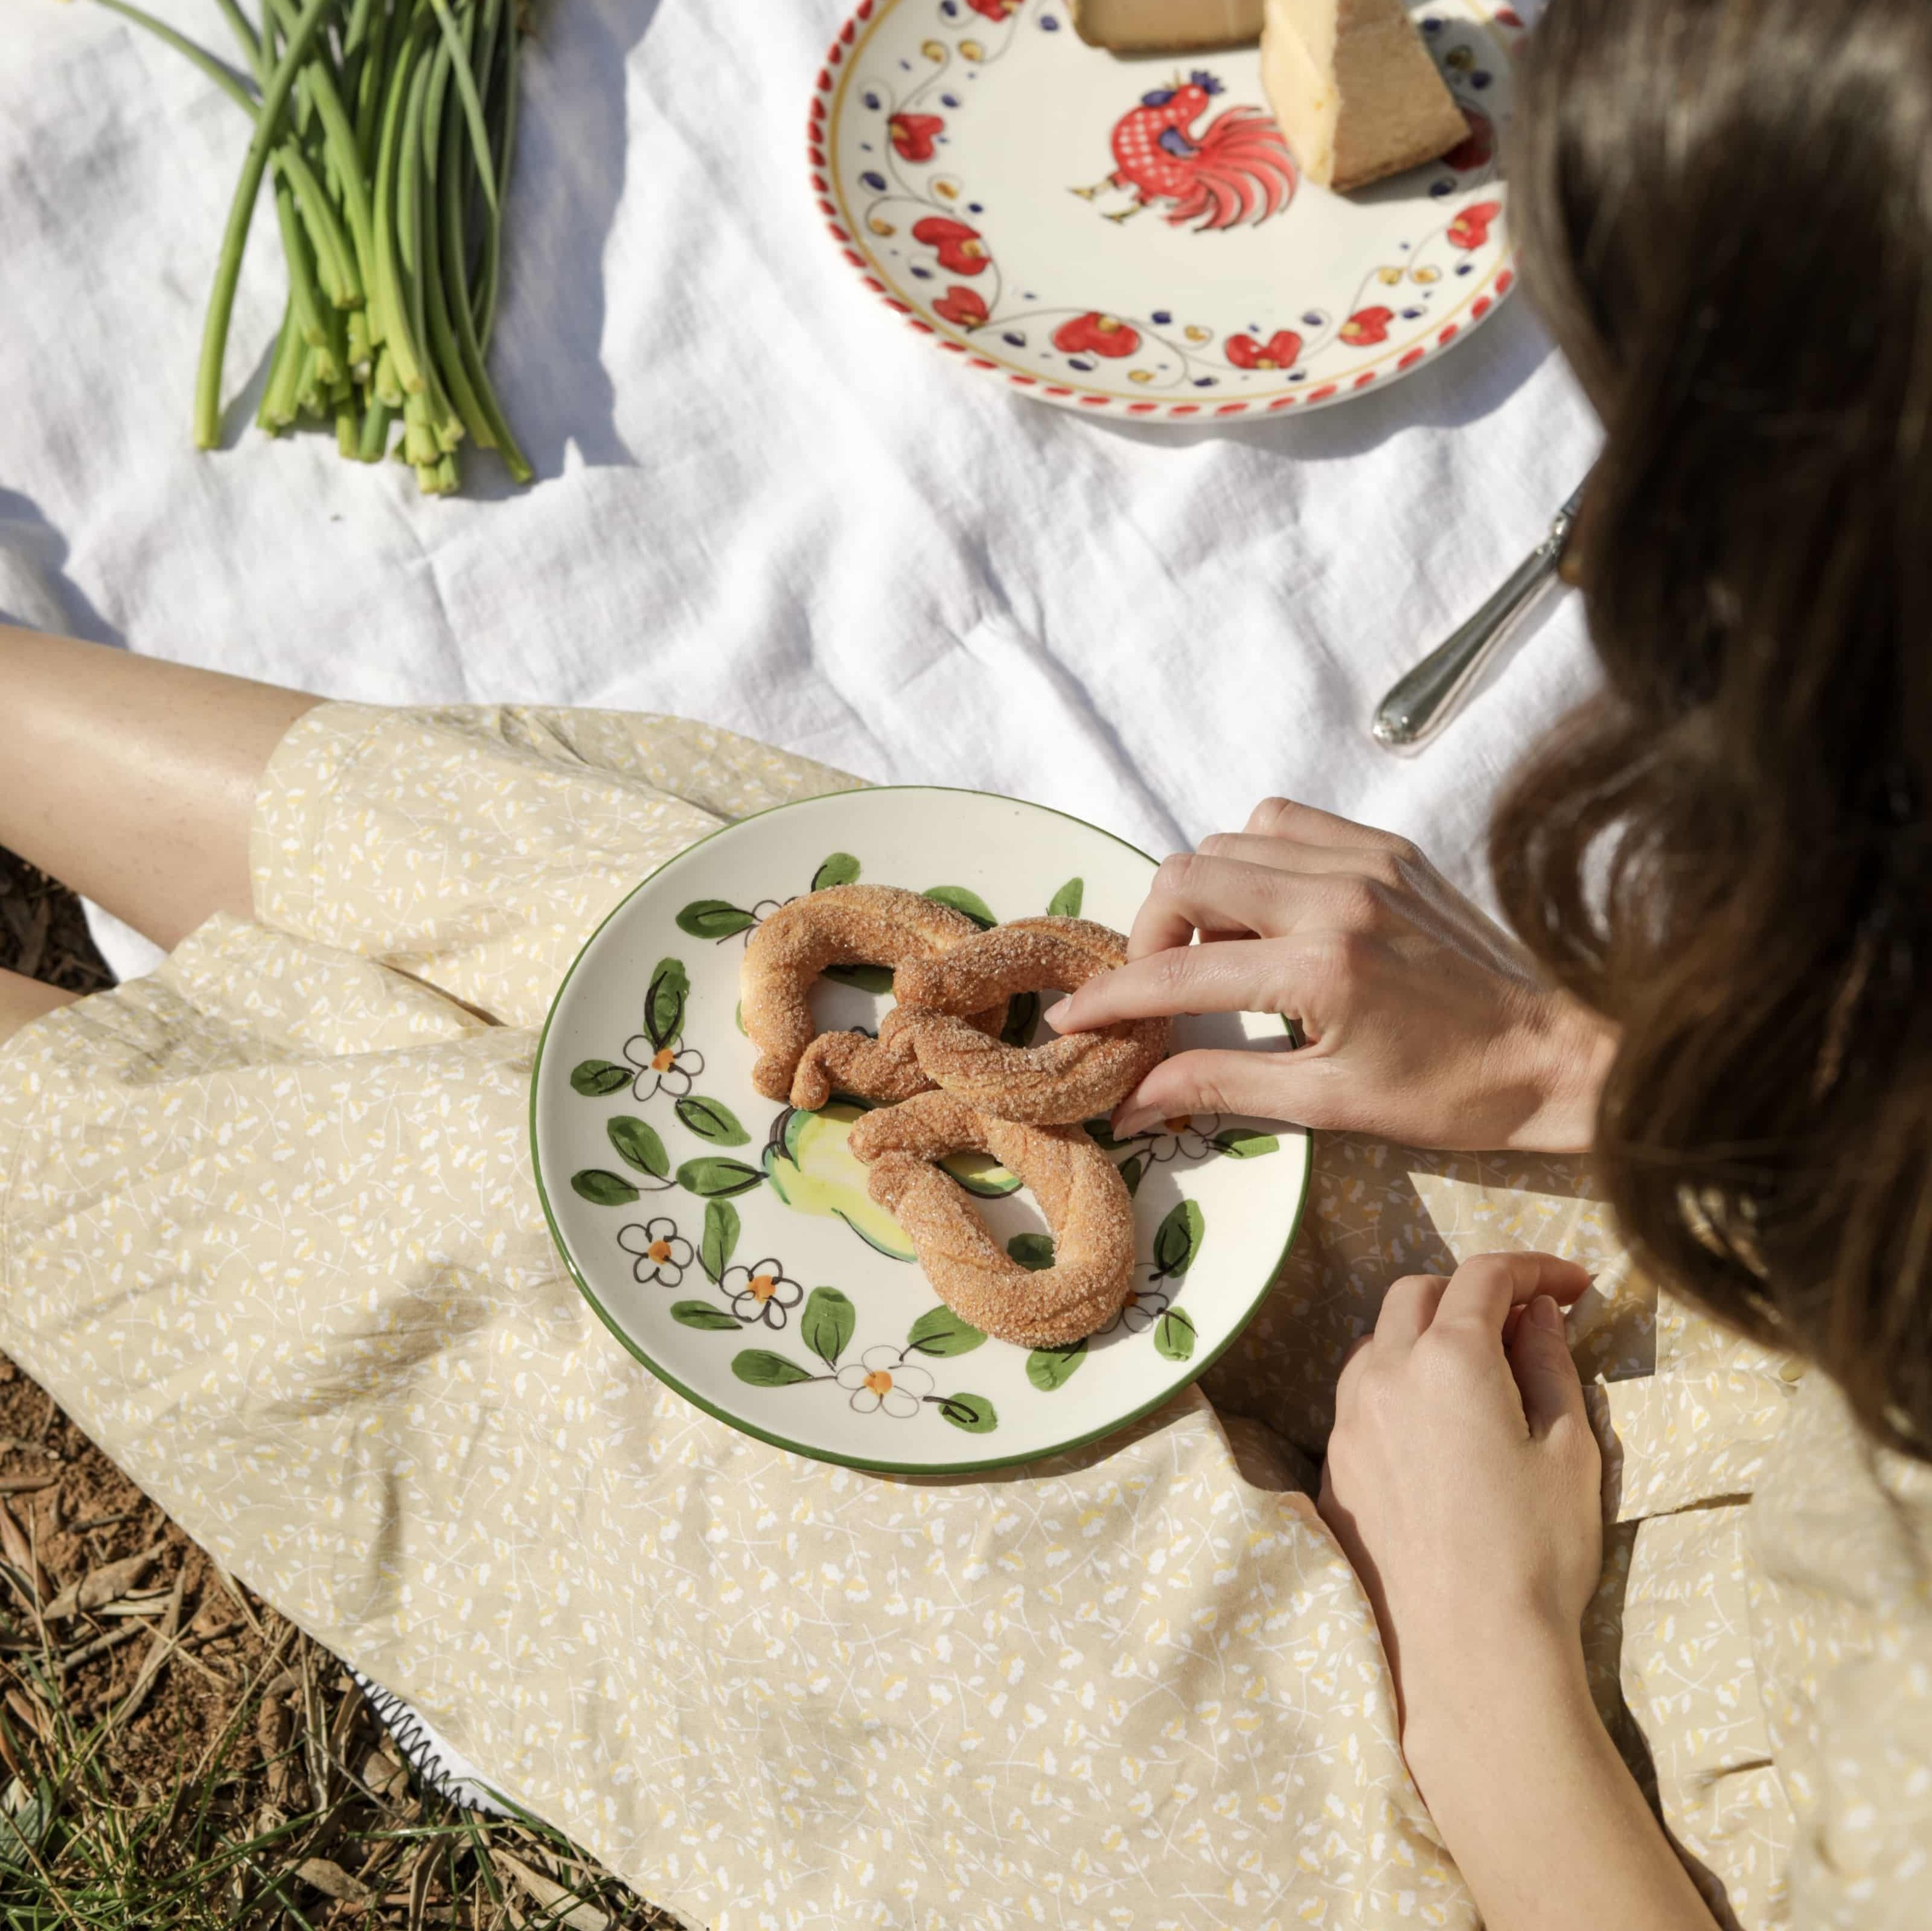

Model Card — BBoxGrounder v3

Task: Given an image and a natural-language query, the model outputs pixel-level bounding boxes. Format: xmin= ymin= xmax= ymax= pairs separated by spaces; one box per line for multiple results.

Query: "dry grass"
xmin=0 ymin=851 xmax=677 ymax=1929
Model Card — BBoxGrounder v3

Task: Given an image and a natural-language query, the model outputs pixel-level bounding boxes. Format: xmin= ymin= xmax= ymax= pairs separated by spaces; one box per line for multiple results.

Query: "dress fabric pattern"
xmin=1 ymin=703 xmax=1926 ymax=1931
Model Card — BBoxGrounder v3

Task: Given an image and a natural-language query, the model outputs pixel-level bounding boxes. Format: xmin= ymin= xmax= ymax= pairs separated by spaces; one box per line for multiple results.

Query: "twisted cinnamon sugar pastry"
xmin=741 ymin=885 xmax=1002 ymax=1105
xmin=848 ymin=1091 xmax=1135 ymax=1347
xmin=889 ymin=916 xmax=1169 ymax=1125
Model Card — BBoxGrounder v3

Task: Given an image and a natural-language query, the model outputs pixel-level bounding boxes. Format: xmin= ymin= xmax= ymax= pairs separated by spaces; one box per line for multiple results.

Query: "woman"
xmin=3 ymin=1 xmax=1925 ymax=1926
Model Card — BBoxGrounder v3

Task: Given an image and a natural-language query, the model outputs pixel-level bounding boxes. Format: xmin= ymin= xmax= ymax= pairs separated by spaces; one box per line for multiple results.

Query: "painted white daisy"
xmin=834 ymin=1345 xmax=935 ymax=1419
xmin=722 ymin=1259 xmax=805 ymax=1330
xmin=616 ymin=1217 xmax=693 ymax=1288
xmin=621 ymin=1037 xmax=705 ymax=1101
xmin=1105 ymin=1281 xmax=1172 ymax=1336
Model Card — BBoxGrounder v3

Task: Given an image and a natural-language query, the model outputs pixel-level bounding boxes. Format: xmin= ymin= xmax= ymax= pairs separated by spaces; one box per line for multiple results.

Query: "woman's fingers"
xmin=1127 ymin=853 xmax=1390 ymax=961
xmin=1127 ymin=855 xmax=1305 ymax=959
xmin=1051 ymin=937 xmax=1300 ymax=1032
xmin=1243 ymin=797 xmax=1416 ymax=855
xmin=1433 ymin=1252 xmax=1593 ymax=1338
xmin=1372 ymin=1272 xmax=1453 ymax=1352
xmin=1195 ymin=831 xmax=1408 ymax=882
xmin=1506 ymin=1295 xmax=1591 ymax=1440
xmin=1112 ymin=1045 xmax=1341 ymax=1137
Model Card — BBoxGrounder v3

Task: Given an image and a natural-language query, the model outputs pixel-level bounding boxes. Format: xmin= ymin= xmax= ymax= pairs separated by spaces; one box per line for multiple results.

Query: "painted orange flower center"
xmin=651 ymin=1047 xmax=676 ymax=1071
xmin=1097 ymin=316 xmax=1121 ymax=333
xmin=647 ymin=1239 xmax=672 ymax=1263
xmin=962 ymin=240 xmax=985 ymax=260
xmin=1255 ymin=356 xmax=1278 ymax=369
xmin=865 ymin=1370 xmax=894 ymax=1396
xmin=1163 ymin=1116 xmax=1192 ymax=1133
xmin=749 ymin=1272 xmax=778 ymax=1302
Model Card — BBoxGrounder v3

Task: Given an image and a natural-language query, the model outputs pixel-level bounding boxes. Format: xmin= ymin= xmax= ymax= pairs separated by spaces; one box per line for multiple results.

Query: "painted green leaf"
xmin=700 ymin=1199 xmax=740 ymax=1283
xmin=670 ymin=1301 xmax=740 ymax=1332
xmin=1154 ymin=1307 xmax=1197 ymax=1361
xmin=676 ymin=899 xmax=757 ymax=941
xmin=677 ymin=1095 xmax=749 ymax=1146
xmin=1000 ymin=991 xmax=1040 ymax=1048
xmin=731 ymin=1349 xmax=817 ymax=1388
xmin=1212 ymin=1128 xmax=1281 ymax=1160
xmin=801 ymin=1286 xmax=857 ymax=1368
xmin=645 ymin=956 xmax=690 ymax=1048
xmin=571 ymin=1169 xmax=639 ymax=1207
xmin=1119 ymin=1151 xmax=1149 ymax=1199
xmin=677 ymin=1158 xmax=764 ymax=1199
xmin=824 ymin=961 xmax=895 ymax=994
xmin=1006 ymin=1233 xmax=1055 ymax=1272
xmin=906 ymin=1305 xmax=988 ymax=1356
xmin=811 ymin=852 xmax=862 ymax=892
xmin=1153 ymin=1198 xmax=1205 ymax=1277
xmin=1026 ymin=1340 xmax=1087 ymax=1391
xmin=734 ymin=1000 xmax=747 ymax=1036
xmin=1083 ymin=1116 xmax=1125 ymax=1151
xmin=938 ymin=1391 xmax=997 ymax=1433
xmin=570 ymin=1059 xmax=630 ymax=1097
xmin=607 ymin=1116 xmax=670 ymax=1179
xmin=1048 ymin=877 xmax=1084 ymax=919
xmin=923 ymin=886 xmax=996 ymax=929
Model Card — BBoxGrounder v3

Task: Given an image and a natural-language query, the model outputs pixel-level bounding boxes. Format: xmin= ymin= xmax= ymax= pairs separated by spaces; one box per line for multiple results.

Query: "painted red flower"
xmin=912 ymin=215 xmax=990 ymax=275
xmin=1339 ymin=305 xmax=1394 ymax=346
xmin=1052 ymin=313 xmax=1141 ymax=358
xmin=966 ymin=0 xmax=1022 ymax=17
xmin=1495 ymin=7 xmax=1524 ymax=25
xmin=1444 ymin=107 xmax=1494 ymax=173
xmin=934 ymin=286 xmax=989 ymax=328
xmin=1448 ymin=199 xmax=1503 ymax=251
xmin=890 ymin=113 xmax=944 ymax=162
xmin=1224 ymin=328 xmax=1303 ymax=371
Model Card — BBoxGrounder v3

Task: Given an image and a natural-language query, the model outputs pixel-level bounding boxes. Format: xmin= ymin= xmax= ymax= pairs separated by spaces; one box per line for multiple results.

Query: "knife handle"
xmin=1371 ymin=485 xmax=1585 ymax=752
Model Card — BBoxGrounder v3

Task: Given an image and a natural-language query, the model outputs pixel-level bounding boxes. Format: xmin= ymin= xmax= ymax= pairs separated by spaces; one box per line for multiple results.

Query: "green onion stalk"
xmin=85 ymin=0 xmax=533 ymax=495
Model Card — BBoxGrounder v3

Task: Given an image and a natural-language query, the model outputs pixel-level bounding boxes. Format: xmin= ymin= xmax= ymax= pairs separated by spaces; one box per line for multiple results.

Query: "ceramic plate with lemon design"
xmin=811 ymin=0 xmax=1521 ymax=423
xmin=531 ymin=787 xmax=1311 ymax=1473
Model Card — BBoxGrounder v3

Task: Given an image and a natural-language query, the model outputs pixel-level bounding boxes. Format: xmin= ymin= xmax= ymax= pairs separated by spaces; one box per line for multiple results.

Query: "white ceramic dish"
xmin=531 ymin=787 xmax=1311 ymax=1472
xmin=810 ymin=0 xmax=1523 ymax=421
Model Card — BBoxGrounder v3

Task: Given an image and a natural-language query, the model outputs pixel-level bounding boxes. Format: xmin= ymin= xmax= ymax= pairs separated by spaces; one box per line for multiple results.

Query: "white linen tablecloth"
xmin=1 ymin=0 xmax=1599 ymax=983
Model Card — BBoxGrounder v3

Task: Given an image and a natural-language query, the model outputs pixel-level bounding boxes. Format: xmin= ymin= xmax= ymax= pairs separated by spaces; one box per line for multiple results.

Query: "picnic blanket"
xmin=1 ymin=0 xmax=1598 ymax=978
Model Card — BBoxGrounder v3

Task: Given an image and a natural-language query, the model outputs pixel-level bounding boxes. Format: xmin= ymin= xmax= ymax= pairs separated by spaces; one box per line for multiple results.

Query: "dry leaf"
xmin=44 ymin=1543 xmax=162 ymax=1620
xmin=296 ymin=1856 xmax=371 ymax=1901
xmin=361 ymin=1746 xmax=409 ymax=1800
xmin=493 ymin=1851 xmax=612 ymax=1931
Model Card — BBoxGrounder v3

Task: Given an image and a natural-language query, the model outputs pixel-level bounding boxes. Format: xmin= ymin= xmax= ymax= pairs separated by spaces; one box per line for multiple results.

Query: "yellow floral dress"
xmin=1 ymin=704 xmax=1925 ymax=1930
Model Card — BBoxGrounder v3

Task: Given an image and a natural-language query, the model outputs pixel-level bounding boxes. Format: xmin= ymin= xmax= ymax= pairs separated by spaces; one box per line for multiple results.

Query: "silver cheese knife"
xmin=1371 ymin=483 xmax=1587 ymax=751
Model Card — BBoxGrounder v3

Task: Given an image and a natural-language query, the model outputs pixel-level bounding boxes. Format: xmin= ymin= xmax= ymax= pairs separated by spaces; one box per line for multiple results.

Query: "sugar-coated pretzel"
xmin=889 ymin=916 xmax=1170 ymax=1125
xmin=848 ymin=1091 xmax=1136 ymax=1348
xmin=741 ymin=884 xmax=1000 ymax=1103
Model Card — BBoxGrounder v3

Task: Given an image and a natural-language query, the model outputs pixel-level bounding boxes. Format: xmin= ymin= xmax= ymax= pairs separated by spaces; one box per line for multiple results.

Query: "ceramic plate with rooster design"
xmin=530 ymin=788 xmax=1312 ymax=1473
xmin=811 ymin=0 xmax=1521 ymax=420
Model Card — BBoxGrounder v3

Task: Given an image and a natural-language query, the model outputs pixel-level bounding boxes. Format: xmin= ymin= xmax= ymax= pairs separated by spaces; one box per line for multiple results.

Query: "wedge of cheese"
xmin=1261 ymin=0 xmax=1468 ymax=192
xmin=1069 ymin=0 xmax=1264 ymax=54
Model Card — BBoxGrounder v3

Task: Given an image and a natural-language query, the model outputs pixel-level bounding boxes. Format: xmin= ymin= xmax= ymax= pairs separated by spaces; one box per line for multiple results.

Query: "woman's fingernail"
xmin=1113 ymin=1106 xmax=1153 ymax=1138
xmin=1046 ymin=1000 xmax=1076 ymax=1033
xmin=1531 ymin=1295 xmax=1564 ymax=1332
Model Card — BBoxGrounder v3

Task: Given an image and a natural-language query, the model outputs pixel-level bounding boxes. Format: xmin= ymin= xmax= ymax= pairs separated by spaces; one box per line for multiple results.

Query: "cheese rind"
xmin=1262 ymin=0 xmax=1468 ymax=192
xmin=1069 ymin=0 xmax=1265 ymax=54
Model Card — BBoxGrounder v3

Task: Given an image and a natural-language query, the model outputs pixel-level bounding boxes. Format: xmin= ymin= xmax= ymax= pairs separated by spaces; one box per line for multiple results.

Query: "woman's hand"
xmin=1317 ymin=1251 xmax=1718 ymax=1931
xmin=1317 ymin=1252 xmax=1602 ymax=1741
xmin=1048 ymin=797 xmax=1617 ymax=1152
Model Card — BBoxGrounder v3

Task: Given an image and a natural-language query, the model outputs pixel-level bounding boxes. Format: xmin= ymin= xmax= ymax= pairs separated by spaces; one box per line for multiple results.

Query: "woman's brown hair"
xmin=1493 ymin=0 xmax=1932 ymax=1454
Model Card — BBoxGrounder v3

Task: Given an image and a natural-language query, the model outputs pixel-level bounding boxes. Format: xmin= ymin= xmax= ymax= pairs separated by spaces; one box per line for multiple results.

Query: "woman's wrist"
xmin=1396 ymin=1617 xmax=1715 ymax=1931
xmin=1506 ymin=991 xmax=1619 ymax=1155
xmin=1398 ymin=1609 xmax=1595 ymax=1796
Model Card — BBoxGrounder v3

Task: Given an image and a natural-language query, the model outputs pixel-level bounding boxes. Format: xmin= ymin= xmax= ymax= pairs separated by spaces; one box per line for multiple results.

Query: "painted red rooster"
xmin=1074 ymin=72 xmax=1296 ymax=231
